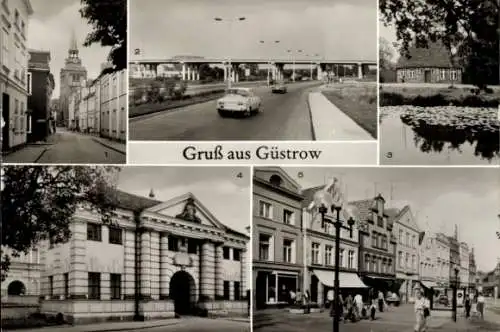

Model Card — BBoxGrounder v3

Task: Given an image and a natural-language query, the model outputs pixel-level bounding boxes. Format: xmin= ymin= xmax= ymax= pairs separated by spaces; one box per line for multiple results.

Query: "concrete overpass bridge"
xmin=129 ymin=57 xmax=377 ymax=82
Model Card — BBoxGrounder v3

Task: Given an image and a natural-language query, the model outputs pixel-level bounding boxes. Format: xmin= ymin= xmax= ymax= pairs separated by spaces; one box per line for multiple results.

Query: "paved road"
xmin=118 ymin=318 xmax=249 ymax=332
xmin=130 ymin=82 xmax=321 ymax=141
xmin=254 ymin=304 xmax=500 ymax=332
xmin=3 ymin=129 xmax=126 ymax=164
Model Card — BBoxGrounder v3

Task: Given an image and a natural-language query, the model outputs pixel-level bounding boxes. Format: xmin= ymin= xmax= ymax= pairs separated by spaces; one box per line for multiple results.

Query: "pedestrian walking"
xmin=414 ymin=289 xmax=430 ymax=332
xmin=477 ymin=292 xmax=485 ymax=319
xmin=345 ymin=294 xmax=355 ymax=322
xmin=378 ymin=290 xmax=385 ymax=312
xmin=370 ymin=298 xmax=377 ymax=320
xmin=464 ymin=293 xmax=471 ymax=318
xmin=354 ymin=293 xmax=363 ymax=319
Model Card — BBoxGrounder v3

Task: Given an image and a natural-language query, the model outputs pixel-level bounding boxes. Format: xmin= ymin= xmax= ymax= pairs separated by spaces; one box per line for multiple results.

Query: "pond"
xmin=379 ymin=106 xmax=499 ymax=165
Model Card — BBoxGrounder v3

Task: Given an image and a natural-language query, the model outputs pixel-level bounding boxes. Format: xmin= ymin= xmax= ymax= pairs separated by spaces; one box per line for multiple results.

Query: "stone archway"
xmin=169 ymin=271 xmax=196 ymax=315
xmin=7 ymin=280 xmax=26 ymax=296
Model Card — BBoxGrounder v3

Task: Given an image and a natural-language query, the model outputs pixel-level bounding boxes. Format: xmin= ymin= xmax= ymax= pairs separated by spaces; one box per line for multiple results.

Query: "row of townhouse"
xmin=68 ymin=67 xmax=126 ymax=142
xmin=252 ymin=167 xmax=477 ymax=309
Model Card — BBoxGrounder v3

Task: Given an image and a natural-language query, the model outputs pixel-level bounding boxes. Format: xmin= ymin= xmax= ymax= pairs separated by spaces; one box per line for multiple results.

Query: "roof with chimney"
xmin=396 ymin=41 xmax=461 ymax=69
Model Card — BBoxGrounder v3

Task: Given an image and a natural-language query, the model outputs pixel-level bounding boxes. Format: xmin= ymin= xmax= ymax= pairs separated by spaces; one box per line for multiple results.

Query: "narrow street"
xmin=3 ymin=128 xmax=126 ymax=164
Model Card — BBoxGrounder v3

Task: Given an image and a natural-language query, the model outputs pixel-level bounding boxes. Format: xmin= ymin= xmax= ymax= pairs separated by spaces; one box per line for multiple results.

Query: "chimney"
xmin=454 ymin=224 xmax=458 ymax=240
xmin=149 ymin=189 xmax=155 ymax=198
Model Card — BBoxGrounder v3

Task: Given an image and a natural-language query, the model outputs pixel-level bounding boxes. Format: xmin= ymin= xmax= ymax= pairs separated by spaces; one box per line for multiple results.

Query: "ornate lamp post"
xmin=452 ymin=266 xmax=459 ymax=322
xmin=319 ymin=203 xmax=355 ymax=332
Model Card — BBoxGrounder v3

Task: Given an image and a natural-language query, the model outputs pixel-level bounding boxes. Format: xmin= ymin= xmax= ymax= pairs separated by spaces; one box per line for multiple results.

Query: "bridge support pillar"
xmin=187 ymin=65 xmax=192 ymax=81
xmin=181 ymin=63 xmax=186 ymax=80
xmin=223 ymin=65 xmax=228 ymax=82
xmin=317 ymin=64 xmax=322 ymax=81
xmin=357 ymin=62 xmax=363 ymax=79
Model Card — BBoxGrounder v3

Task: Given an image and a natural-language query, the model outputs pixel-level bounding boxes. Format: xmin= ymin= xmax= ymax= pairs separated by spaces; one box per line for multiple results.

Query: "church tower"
xmin=58 ymin=31 xmax=87 ymax=127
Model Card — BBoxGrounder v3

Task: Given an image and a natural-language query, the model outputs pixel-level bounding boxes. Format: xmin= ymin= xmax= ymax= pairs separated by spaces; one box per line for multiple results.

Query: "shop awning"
xmin=313 ymin=270 xmax=368 ymax=288
xmin=420 ymin=281 xmax=438 ymax=289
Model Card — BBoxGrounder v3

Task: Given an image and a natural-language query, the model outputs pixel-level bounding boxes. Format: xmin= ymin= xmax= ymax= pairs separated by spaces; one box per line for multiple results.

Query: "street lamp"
xmin=319 ymin=203 xmax=355 ymax=332
xmin=259 ymin=40 xmax=280 ymax=86
xmin=214 ymin=17 xmax=246 ymax=89
xmin=452 ymin=266 xmax=459 ymax=322
xmin=287 ymin=49 xmax=303 ymax=82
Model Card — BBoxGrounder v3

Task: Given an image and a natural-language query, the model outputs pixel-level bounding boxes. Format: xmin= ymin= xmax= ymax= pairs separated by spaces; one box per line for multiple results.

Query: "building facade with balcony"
xmin=1 ymin=0 xmax=33 ymax=151
xmin=390 ymin=205 xmax=420 ymax=303
xmin=27 ymin=49 xmax=54 ymax=142
xmin=301 ymin=186 xmax=366 ymax=307
xmin=352 ymin=194 xmax=397 ymax=295
xmin=252 ymin=167 xmax=304 ymax=310
xmin=39 ymin=191 xmax=248 ymax=324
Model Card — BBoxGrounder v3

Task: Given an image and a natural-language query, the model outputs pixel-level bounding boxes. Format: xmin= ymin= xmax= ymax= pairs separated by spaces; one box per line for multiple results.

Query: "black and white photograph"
xmin=128 ymin=0 xmax=377 ymax=141
xmin=378 ymin=0 xmax=499 ymax=165
xmin=253 ymin=166 xmax=500 ymax=332
xmin=1 ymin=0 xmax=127 ymax=164
xmin=1 ymin=166 xmax=251 ymax=332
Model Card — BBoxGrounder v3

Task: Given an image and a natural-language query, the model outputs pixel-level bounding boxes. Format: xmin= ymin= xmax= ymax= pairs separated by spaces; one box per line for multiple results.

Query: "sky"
xmin=116 ymin=167 xmax=251 ymax=234
xmin=284 ymin=167 xmax=500 ymax=272
xmin=379 ymin=19 xmax=400 ymax=62
xmin=27 ymin=0 xmax=112 ymax=98
xmin=129 ymin=0 xmax=377 ymax=62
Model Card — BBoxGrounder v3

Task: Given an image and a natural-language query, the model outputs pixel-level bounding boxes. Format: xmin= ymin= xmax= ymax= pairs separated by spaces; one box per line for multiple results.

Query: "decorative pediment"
xmin=254 ymin=167 xmax=301 ymax=194
xmin=145 ymin=193 xmax=225 ymax=230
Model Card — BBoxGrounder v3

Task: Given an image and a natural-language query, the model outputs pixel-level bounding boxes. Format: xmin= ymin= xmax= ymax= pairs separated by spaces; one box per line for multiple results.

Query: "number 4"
xmin=237 ymin=172 xmax=243 ymax=178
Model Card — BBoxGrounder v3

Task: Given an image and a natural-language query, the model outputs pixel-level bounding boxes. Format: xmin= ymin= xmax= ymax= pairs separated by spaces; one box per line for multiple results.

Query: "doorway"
xmin=169 ymin=271 xmax=195 ymax=315
xmin=424 ymin=70 xmax=431 ymax=83
xmin=2 ymin=93 xmax=10 ymax=150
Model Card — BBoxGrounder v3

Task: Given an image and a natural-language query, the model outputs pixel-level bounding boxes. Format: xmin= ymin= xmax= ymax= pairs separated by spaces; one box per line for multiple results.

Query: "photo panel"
xmin=378 ymin=0 xmax=499 ymax=166
xmin=252 ymin=166 xmax=500 ymax=331
xmin=1 ymin=165 xmax=251 ymax=332
xmin=128 ymin=0 xmax=377 ymax=142
xmin=1 ymin=0 xmax=128 ymax=164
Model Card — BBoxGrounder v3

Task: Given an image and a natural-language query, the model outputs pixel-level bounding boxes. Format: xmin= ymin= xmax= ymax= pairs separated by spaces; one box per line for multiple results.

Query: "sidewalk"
xmin=91 ymin=136 xmax=126 ymax=155
xmin=308 ymin=90 xmax=373 ymax=141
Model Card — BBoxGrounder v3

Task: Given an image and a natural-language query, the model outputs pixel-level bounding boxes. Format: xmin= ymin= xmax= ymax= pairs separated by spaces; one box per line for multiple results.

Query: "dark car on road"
xmin=271 ymin=82 xmax=287 ymax=94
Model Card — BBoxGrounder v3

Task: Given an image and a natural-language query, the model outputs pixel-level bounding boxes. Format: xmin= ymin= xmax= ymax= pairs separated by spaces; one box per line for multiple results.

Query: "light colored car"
xmin=386 ymin=294 xmax=400 ymax=306
xmin=271 ymin=82 xmax=287 ymax=94
xmin=217 ymin=87 xmax=262 ymax=117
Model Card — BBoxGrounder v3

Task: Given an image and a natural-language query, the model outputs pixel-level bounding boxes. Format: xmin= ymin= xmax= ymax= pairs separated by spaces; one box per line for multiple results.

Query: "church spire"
xmin=69 ymin=30 xmax=79 ymax=58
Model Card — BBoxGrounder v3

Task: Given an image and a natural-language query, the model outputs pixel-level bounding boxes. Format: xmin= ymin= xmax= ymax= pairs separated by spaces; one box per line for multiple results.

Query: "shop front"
xmin=310 ymin=269 xmax=368 ymax=306
xmin=255 ymin=270 xmax=300 ymax=309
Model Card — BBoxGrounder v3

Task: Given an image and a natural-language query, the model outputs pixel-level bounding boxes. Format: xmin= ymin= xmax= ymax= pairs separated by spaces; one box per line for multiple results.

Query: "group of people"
xmin=328 ymin=290 xmax=389 ymax=323
xmin=464 ymin=292 xmax=486 ymax=319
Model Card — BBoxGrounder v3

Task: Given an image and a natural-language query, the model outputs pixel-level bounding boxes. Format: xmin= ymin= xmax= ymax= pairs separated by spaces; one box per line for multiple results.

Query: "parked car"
xmin=217 ymin=87 xmax=261 ymax=117
xmin=438 ymin=295 xmax=449 ymax=306
xmin=271 ymin=82 xmax=287 ymax=94
xmin=386 ymin=294 xmax=400 ymax=306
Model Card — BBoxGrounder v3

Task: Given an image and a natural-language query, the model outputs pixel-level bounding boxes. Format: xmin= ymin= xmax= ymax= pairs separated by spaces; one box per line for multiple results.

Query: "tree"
xmin=380 ymin=0 xmax=499 ymax=88
xmin=1 ymin=166 xmax=121 ymax=281
xmin=379 ymin=37 xmax=396 ymax=70
xmin=79 ymin=0 xmax=127 ymax=71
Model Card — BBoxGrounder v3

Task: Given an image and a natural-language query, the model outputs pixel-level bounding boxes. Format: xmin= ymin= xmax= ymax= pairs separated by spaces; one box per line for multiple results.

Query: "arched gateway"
xmin=169 ymin=271 xmax=196 ymax=315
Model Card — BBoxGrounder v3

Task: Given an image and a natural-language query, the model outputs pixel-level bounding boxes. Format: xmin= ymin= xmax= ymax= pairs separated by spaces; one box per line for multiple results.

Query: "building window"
xmin=283 ymin=239 xmax=293 ymax=263
xmin=233 ymin=249 xmax=241 ymax=261
xmin=234 ymin=281 xmax=241 ymax=300
xmin=377 ymin=216 xmax=384 ymax=228
xmin=259 ymin=234 xmax=271 ymax=261
xmin=372 ymin=232 xmax=377 ymax=247
xmin=348 ymin=250 xmax=355 ymax=269
xmin=259 ymin=201 xmax=273 ymax=219
xmin=405 ymin=253 xmax=410 ymax=268
xmin=405 ymin=232 xmax=410 ymax=247
xmin=388 ymin=259 xmax=393 ymax=272
xmin=168 ymin=235 xmax=178 ymax=252
xmin=223 ymin=246 xmax=230 ymax=259
xmin=451 ymin=70 xmax=458 ymax=81
xmin=399 ymin=229 xmax=403 ymax=244
xmin=88 ymin=272 xmax=101 ymax=300
xmin=381 ymin=235 xmax=387 ymax=250
xmin=49 ymin=276 xmax=54 ymax=297
xmin=339 ymin=248 xmax=345 ymax=268
xmin=62 ymin=273 xmax=69 ymax=298
xmin=372 ymin=257 xmax=378 ymax=272
xmin=187 ymin=239 xmax=198 ymax=254
xmin=381 ymin=260 xmax=386 ymax=273
xmin=87 ymin=223 xmax=102 ymax=241
xmin=283 ymin=209 xmax=294 ymax=225
xmin=1 ymin=29 xmax=8 ymax=68
xmin=223 ymin=281 xmax=230 ymax=300
xmin=325 ymin=245 xmax=333 ymax=266
xmin=269 ymin=175 xmax=282 ymax=187
xmin=110 ymin=274 xmax=121 ymax=300
xmin=440 ymin=69 xmax=446 ymax=80
xmin=27 ymin=72 xmax=32 ymax=94
xmin=108 ymin=226 xmax=122 ymax=245
xmin=398 ymin=251 xmax=403 ymax=268
xmin=365 ymin=255 xmax=370 ymax=271
xmin=412 ymin=235 xmax=416 ymax=248
xmin=412 ymin=255 xmax=416 ymax=270
xmin=311 ymin=243 xmax=320 ymax=264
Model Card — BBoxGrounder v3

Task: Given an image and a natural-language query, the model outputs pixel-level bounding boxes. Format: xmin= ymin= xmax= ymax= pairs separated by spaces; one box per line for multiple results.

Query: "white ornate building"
xmin=39 ymin=190 xmax=248 ymax=324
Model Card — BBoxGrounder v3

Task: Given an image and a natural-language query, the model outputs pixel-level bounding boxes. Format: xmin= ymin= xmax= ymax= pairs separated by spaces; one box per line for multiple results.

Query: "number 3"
xmin=386 ymin=152 xmax=393 ymax=159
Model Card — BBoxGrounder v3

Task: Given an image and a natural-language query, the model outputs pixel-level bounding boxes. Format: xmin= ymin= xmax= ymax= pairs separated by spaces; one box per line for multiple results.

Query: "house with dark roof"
xmin=350 ymin=194 xmax=397 ymax=297
xmin=252 ymin=167 xmax=304 ymax=310
xmin=38 ymin=189 xmax=249 ymax=324
xmin=301 ymin=185 xmax=368 ymax=307
xmin=396 ymin=42 xmax=462 ymax=84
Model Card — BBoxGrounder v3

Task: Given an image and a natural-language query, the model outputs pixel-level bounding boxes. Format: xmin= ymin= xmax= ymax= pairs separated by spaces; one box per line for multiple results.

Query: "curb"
xmin=91 ymin=138 xmax=126 ymax=155
xmin=306 ymin=92 xmax=316 ymax=141
xmin=83 ymin=321 xmax=180 ymax=332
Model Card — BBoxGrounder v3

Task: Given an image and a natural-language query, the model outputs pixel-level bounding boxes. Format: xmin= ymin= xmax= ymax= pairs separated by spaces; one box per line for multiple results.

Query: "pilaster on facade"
xmin=123 ymin=230 xmax=135 ymax=299
xmin=139 ymin=231 xmax=152 ymax=299
xmin=69 ymin=221 xmax=87 ymax=299
xmin=214 ymin=243 xmax=224 ymax=298
xmin=200 ymin=241 xmax=216 ymax=299
xmin=159 ymin=233 xmax=169 ymax=299
xmin=240 ymin=249 xmax=247 ymax=297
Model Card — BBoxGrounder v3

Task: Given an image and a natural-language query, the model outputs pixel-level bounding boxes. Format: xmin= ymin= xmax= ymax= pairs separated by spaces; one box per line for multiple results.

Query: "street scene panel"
xmin=253 ymin=166 xmax=500 ymax=332
xmin=378 ymin=0 xmax=499 ymax=165
xmin=129 ymin=0 xmax=377 ymax=141
xmin=1 ymin=0 xmax=127 ymax=164
xmin=1 ymin=166 xmax=251 ymax=332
